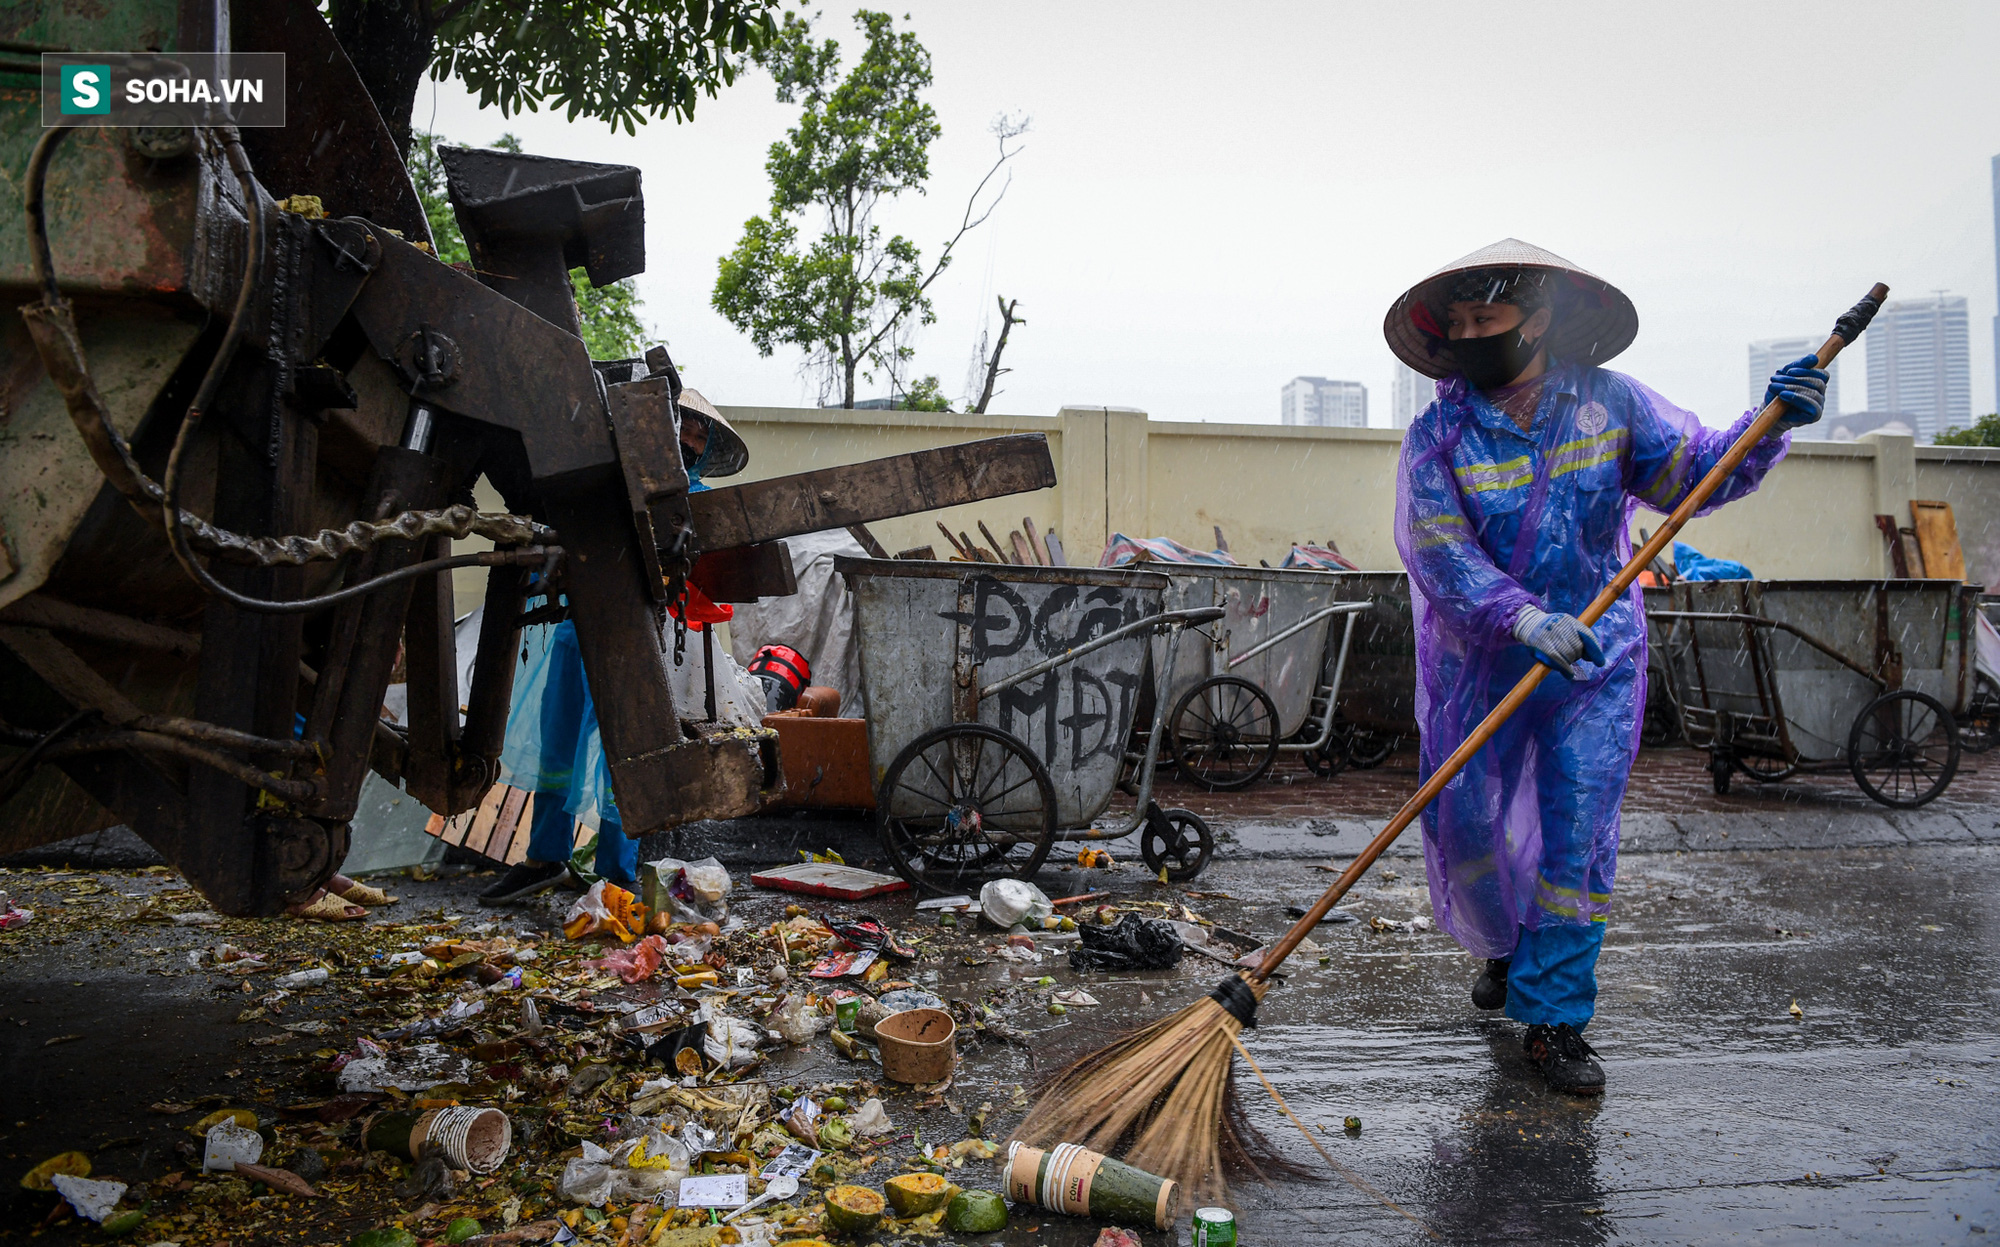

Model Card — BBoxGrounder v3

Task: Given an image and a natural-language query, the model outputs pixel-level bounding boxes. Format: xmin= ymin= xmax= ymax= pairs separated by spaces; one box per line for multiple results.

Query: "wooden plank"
xmin=685 ymin=434 xmax=1056 ymax=553
xmin=845 ymin=524 xmax=889 ymax=559
xmin=894 ymin=546 xmax=936 ymax=561
xmin=1910 ymin=500 xmax=1964 ymax=581
xmin=690 ymin=541 xmax=799 ymax=603
xmin=1009 ymin=530 xmax=1035 ymax=565
xmin=1022 ymin=517 xmax=1047 ymax=566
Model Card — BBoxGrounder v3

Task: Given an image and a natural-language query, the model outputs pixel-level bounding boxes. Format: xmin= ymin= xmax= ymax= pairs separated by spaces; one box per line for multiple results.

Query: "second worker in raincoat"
xmin=1384 ymin=239 xmax=1826 ymax=1093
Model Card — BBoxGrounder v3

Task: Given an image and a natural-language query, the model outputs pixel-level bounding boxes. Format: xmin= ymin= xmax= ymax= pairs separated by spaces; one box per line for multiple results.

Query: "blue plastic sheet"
xmin=1671 ymin=540 xmax=1753 ymax=581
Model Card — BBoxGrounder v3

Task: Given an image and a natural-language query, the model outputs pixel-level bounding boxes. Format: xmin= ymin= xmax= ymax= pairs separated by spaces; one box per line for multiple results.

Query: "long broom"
xmin=1015 ymin=282 xmax=1890 ymax=1204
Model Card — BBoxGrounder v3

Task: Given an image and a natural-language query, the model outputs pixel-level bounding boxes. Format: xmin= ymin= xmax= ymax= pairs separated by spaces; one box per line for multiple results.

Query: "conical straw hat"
xmin=1383 ymin=238 xmax=1638 ymax=380
xmin=675 ymin=387 xmax=749 ymax=479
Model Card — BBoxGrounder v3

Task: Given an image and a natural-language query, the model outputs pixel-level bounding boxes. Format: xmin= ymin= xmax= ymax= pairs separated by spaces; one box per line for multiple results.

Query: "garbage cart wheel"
xmin=1335 ymin=720 xmax=1399 ymax=769
xmin=1959 ymin=673 xmax=1999 ymax=755
xmin=1170 ymin=676 xmax=1280 ymax=791
xmin=1735 ymin=753 xmax=1798 ymax=784
xmin=1140 ymin=805 xmax=1214 ymax=882
xmin=1848 ymin=690 xmax=1959 ymax=809
xmin=1709 ymin=750 xmax=1732 ymax=795
xmin=1300 ymin=738 xmax=1345 ymax=778
xmin=876 ymin=723 xmax=1057 ymax=895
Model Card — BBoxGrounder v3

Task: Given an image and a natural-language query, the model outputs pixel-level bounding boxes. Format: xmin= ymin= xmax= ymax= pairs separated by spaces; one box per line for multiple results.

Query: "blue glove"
xmin=1762 ymin=354 xmax=1829 ymax=428
xmin=1513 ymin=605 xmax=1606 ymax=680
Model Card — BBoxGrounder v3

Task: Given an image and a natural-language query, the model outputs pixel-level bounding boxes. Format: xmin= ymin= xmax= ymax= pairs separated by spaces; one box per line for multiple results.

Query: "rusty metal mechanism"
xmin=0 ymin=0 xmax=1055 ymax=914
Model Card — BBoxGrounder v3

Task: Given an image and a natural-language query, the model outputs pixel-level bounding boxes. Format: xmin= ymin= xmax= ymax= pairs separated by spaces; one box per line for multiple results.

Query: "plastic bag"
xmin=849 ymin=1098 xmax=892 ymax=1137
xmin=702 ymin=1010 xmax=763 ymax=1068
xmin=979 ymin=879 xmax=1053 ymax=930
xmin=770 ymin=993 xmax=824 ymax=1046
xmin=563 ymin=881 xmax=647 ymax=943
xmin=1069 ymin=915 xmax=1183 ymax=971
xmin=559 ymin=1137 xmax=688 ymax=1207
xmin=643 ymin=857 xmax=732 ymax=925
xmin=876 ymin=987 xmax=946 ymax=1014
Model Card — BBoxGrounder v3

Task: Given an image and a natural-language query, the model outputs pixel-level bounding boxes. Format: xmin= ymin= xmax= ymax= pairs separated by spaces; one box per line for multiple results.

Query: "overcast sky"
xmin=424 ymin=0 xmax=2000 ymax=428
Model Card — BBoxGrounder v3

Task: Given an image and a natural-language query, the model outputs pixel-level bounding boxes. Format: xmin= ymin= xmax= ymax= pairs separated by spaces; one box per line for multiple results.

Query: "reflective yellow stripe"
xmin=1411 ymin=514 xmax=1471 ymax=551
xmin=1549 ymin=428 xmax=1629 ymax=479
xmin=1537 ymin=874 xmax=1612 ymax=903
xmin=1453 ymin=455 xmax=1532 ymax=493
xmin=1640 ymin=439 xmax=1689 ymax=506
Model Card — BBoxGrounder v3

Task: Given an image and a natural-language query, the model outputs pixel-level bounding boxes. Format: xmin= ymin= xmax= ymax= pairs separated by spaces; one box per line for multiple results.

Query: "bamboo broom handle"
xmin=1251 ymin=282 xmax=1889 ymax=983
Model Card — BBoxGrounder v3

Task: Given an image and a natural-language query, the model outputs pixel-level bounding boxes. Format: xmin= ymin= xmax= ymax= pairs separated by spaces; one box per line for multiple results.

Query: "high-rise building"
xmin=1280 ymin=377 xmax=1367 ymax=428
xmin=1865 ymin=296 xmax=1971 ymax=442
xmin=1749 ymin=337 xmax=1841 ymax=420
xmin=1391 ymin=361 xmax=1432 ymax=429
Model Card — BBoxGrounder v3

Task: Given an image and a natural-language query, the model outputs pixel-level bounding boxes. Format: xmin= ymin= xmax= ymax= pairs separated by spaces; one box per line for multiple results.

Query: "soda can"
xmin=835 ymin=996 xmax=861 ymax=1033
xmin=1192 ymin=1206 xmax=1237 ymax=1246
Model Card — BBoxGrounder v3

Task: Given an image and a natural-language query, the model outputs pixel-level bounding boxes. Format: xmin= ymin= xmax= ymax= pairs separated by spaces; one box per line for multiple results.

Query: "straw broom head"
xmin=1013 ymin=973 xmax=1292 ymax=1206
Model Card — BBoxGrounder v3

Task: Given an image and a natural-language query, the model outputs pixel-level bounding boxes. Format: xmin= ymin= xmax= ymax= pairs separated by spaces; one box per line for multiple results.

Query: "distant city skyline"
xmin=1865 ymin=295 xmax=1972 ymax=442
xmin=1390 ymin=362 xmax=1430 ymax=429
xmin=1281 ymin=376 xmax=1367 ymax=428
xmin=1749 ymin=337 xmax=1843 ymax=418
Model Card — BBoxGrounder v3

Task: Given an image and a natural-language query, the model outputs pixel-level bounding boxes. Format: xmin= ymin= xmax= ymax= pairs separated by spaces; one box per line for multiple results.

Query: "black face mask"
xmin=1452 ymin=326 xmax=1544 ymax=390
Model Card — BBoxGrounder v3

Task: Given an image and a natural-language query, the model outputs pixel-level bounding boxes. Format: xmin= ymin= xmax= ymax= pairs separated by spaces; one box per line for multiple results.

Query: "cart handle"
xmin=1646 ymin=610 xmax=1886 ymax=689
xmin=1225 ymin=600 xmax=1373 ymax=669
xmin=978 ymin=606 xmax=1226 ymax=699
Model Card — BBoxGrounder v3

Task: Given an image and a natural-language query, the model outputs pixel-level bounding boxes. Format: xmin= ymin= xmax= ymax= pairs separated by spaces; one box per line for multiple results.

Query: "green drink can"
xmin=835 ymin=996 xmax=861 ymax=1033
xmin=1192 ymin=1206 xmax=1237 ymax=1246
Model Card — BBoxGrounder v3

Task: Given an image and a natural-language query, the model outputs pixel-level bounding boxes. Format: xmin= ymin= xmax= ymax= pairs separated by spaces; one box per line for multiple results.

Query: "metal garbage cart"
xmin=837 ymin=558 xmax=1227 ymax=893
xmin=1150 ymin=566 xmax=1371 ymax=790
xmin=1644 ymin=579 xmax=1981 ymax=807
xmin=1310 ymin=571 xmax=1418 ymax=770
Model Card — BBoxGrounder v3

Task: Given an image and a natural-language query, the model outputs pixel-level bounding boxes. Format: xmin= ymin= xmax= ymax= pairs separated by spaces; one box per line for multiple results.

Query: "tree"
xmin=711 ymin=10 xmax=1025 ymax=407
xmin=409 ymin=130 xmax=651 ymax=360
xmin=324 ymin=0 xmax=781 ymax=159
xmin=900 ymin=375 xmax=951 ymax=411
xmin=1935 ymin=413 xmax=2000 ymax=447
xmin=969 ymin=296 xmax=1024 ymax=414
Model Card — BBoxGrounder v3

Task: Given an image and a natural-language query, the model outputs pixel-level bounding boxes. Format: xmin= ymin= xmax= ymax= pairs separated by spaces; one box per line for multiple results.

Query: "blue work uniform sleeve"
xmin=1618 ymin=374 xmax=1788 ymax=516
xmin=1396 ymin=413 xmax=1539 ymax=649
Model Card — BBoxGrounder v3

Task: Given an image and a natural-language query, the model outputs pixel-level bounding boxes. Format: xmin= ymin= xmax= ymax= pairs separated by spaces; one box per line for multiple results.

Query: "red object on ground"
xmin=749 ymin=861 xmax=910 ymax=900
xmin=588 ymin=934 xmax=669 ymax=983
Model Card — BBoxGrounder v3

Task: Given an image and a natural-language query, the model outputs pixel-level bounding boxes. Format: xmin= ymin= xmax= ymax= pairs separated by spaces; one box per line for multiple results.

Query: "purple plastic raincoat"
xmin=1394 ymin=361 xmax=1785 ymax=960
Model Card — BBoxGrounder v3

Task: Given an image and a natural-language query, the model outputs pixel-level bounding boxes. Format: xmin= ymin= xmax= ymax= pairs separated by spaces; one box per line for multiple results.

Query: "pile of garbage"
xmin=3 ymin=849 xmax=1370 ymax=1244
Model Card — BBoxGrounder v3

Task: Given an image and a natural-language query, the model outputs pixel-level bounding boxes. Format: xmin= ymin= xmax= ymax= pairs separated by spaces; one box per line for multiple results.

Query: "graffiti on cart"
xmin=940 ymin=576 xmax=1147 ymax=768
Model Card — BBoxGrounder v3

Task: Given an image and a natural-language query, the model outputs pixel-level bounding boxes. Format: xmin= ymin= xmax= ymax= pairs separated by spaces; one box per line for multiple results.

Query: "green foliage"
xmin=715 ymin=10 xmax=1013 ymax=407
xmin=409 ymin=129 xmax=649 ymax=360
xmin=573 ymin=274 xmax=649 ymax=359
xmin=1934 ymin=413 xmax=2000 ymax=447
xmin=406 ymin=131 xmax=470 ymax=266
xmin=428 ymin=1 xmax=782 ymax=136
xmin=900 ymin=375 xmax=951 ymax=411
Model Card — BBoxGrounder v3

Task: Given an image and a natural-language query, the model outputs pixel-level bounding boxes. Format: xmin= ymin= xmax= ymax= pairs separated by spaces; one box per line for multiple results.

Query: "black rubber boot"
xmin=478 ymin=860 xmax=566 ymax=905
xmin=1523 ymin=1022 xmax=1605 ymax=1095
xmin=1470 ymin=958 xmax=1509 ymax=1010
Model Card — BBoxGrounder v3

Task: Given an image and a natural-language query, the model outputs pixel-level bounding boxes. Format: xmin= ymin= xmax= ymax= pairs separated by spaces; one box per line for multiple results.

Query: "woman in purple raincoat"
xmin=1384 ymin=239 xmax=1826 ymax=1093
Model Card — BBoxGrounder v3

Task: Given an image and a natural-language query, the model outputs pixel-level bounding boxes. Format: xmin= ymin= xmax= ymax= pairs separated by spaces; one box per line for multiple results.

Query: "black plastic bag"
xmin=1069 ymin=915 xmax=1183 ymax=972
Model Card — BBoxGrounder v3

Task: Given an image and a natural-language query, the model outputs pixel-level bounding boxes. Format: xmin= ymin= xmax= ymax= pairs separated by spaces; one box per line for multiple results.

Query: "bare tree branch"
xmin=973 ymin=296 xmax=1025 ymax=414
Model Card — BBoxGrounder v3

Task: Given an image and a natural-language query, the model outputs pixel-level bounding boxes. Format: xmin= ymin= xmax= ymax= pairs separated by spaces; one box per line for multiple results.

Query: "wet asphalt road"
xmin=1 ymin=818 xmax=1995 ymax=1245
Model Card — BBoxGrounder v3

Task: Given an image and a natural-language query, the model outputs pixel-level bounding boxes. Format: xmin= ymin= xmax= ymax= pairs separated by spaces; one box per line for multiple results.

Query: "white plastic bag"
xmin=703 ymin=1012 xmax=763 ymax=1068
xmin=769 ymin=993 xmax=824 ymax=1045
xmin=980 ymin=879 xmax=1053 ymax=929
xmin=559 ymin=1136 xmax=689 ymax=1207
xmin=850 ymin=1098 xmax=892 ymax=1137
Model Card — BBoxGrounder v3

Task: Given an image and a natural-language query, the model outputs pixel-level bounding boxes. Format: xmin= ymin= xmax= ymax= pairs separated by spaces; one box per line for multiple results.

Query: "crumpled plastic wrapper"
xmin=338 ymin=1041 xmax=474 ymax=1093
xmin=849 ymin=1098 xmax=892 ymax=1137
xmin=769 ymin=994 xmax=824 ymax=1046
